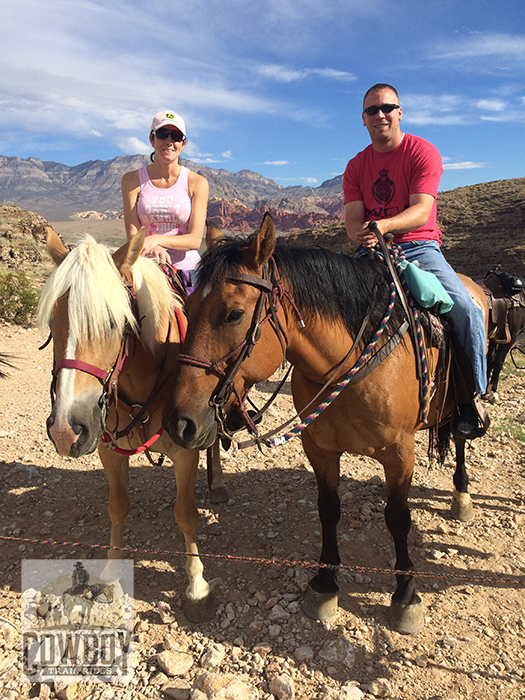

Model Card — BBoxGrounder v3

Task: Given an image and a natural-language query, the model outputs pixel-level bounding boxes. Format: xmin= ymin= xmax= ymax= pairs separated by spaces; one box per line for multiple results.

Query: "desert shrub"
xmin=0 ymin=270 xmax=39 ymax=324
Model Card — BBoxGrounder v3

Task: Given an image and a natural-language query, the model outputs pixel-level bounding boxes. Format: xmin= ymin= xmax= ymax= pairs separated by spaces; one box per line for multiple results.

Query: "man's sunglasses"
xmin=154 ymin=128 xmax=185 ymax=142
xmin=363 ymin=104 xmax=400 ymax=116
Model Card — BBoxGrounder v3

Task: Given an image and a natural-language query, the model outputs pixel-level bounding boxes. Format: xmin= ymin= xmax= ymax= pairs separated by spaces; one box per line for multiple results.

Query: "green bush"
xmin=0 ymin=270 xmax=39 ymax=324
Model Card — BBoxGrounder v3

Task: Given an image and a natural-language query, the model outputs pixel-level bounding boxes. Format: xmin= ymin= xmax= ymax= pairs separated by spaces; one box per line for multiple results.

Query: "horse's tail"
xmin=428 ymin=421 xmax=451 ymax=465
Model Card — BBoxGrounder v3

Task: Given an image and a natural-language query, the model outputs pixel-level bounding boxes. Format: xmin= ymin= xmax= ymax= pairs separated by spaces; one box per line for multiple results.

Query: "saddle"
xmin=477 ymin=270 xmax=525 ymax=344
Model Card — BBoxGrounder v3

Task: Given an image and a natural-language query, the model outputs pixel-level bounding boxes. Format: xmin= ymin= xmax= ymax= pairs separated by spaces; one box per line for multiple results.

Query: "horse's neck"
xmin=285 ymin=317 xmax=357 ymax=384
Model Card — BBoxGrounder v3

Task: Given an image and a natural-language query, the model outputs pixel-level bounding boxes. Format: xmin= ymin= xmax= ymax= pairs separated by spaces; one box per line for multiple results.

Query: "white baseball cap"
xmin=150 ymin=110 xmax=186 ymax=137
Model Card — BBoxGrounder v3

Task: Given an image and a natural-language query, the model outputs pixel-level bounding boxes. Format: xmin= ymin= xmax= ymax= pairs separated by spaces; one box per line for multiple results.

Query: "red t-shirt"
xmin=343 ymin=133 xmax=443 ymax=244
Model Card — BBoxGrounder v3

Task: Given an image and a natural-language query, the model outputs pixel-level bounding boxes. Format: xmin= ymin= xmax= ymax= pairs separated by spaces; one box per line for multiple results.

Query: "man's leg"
xmin=399 ymin=241 xmax=487 ymax=395
xmin=399 ymin=241 xmax=488 ymax=438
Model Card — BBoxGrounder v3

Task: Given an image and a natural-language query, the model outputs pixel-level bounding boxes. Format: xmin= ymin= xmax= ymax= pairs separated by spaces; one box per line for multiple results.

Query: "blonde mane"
xmin=38 ymin=235 xmax=180 ymax=350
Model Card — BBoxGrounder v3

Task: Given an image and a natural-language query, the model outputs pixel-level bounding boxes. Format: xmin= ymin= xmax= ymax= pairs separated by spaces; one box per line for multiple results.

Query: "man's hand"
xmin=353 ymin=221 xmax=380 ymax=248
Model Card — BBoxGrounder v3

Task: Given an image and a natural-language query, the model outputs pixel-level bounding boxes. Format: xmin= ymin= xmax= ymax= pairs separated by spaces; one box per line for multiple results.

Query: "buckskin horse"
xmin=38 ymin=228 xmax=215 ymax=622
xmin=162 ymin=213 xmax=489 ymax=634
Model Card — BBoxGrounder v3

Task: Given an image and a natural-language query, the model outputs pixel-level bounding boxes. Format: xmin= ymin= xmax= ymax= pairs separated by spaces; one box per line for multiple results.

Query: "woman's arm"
xmin=121 ymin=170 xmax=142 ymax=242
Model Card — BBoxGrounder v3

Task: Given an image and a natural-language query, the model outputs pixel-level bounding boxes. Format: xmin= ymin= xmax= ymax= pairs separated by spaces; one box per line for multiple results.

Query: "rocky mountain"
xmin=0 ymin=155 xmax=343 ymax=228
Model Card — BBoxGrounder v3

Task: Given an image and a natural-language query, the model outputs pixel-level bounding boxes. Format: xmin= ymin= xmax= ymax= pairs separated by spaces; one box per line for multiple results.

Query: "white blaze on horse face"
xmin=48 ymin=332 xmax=81 ymax=454
xmin=54 ymin=332 xmax=78 ymax=416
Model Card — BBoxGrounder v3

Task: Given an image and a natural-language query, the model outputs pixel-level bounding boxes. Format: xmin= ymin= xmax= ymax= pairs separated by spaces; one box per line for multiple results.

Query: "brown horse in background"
xmin=163 ymin=214 xmax=488 ymax=634
xmin=477 ymin=271 xmax=525 ymax=401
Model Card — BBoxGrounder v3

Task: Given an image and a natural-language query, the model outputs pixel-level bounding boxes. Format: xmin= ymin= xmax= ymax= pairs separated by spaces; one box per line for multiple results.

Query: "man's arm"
xmin=345 ymin=193 xmax=434 ymax=248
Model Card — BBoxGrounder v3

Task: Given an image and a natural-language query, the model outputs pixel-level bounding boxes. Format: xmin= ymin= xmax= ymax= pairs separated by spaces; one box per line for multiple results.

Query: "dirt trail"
xmin=1 ymin=323 xmax=525 ymax=700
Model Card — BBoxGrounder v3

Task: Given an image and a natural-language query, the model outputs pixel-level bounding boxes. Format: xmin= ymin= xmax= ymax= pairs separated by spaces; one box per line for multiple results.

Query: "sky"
xmin=1 ymin=0 xmax=524 ymax=193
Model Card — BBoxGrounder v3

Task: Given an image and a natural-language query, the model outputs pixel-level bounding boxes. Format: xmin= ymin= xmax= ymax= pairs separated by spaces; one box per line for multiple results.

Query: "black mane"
xmin=198 ymin=235 xmax=403 ymax=341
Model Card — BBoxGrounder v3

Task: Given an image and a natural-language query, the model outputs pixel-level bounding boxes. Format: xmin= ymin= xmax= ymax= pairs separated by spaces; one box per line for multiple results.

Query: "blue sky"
xmin=1 ymin=0 xmax=524 ymax=193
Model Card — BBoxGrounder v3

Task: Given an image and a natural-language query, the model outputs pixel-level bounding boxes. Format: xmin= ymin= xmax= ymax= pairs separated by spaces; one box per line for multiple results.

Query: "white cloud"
xmin=273 ymin=176 xmax=318 ymax=183
xmin=476 ymin=99 xmax=506 ymax=111
xmin=117 ymin=137 xmax=150 ymax=156
xmin=442 ymin=161 xmax=488 ymax=170
xmin=256 ymin=64 xmax=355 ymax=83
xmin=432 ymin=33 xmax=525 ymax=62
xmin=184 ymin=141 xmax=233 ymax=164
xmin=401 ymin=93 xmax=467 ymax=126
xmin=264 ymin=160 xmax=290 ymax=166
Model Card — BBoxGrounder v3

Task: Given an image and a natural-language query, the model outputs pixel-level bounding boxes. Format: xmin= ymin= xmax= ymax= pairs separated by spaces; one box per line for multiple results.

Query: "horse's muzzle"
xmin=162 ymin=407 xmax=217 ymax=450
xmin=47 ymin=406 xmax=101 ymax=457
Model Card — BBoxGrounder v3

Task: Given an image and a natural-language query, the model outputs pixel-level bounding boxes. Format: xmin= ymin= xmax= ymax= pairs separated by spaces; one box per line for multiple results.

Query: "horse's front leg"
xmin=381 ymin=441 xmax=424 ymax=634
xmin=207 ymin=438 xmax=229 ymax=504
xmin=450 ymin=436 xmax=474 ymax=522
xmin=300 ymin=431 xmax=341 ymax=621
xmin=98 ymin=445 xmax=130 ymax=559
xmin=169 ymin=443 xmax=216 ymax=623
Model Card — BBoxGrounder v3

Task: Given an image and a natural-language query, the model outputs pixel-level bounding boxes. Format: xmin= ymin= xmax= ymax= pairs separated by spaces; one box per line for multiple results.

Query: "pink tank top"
xmin=136 ymin=165 xmax=200 ymax=270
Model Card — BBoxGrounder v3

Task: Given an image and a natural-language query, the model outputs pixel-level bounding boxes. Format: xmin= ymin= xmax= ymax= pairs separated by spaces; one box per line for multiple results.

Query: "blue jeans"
xmin=398 ymin=240 xmax=487 ymax=395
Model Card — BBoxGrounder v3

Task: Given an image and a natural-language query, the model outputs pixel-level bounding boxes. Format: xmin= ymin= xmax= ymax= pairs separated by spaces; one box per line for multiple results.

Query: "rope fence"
xmin=1 ymin=534 xmax=524 ymax=589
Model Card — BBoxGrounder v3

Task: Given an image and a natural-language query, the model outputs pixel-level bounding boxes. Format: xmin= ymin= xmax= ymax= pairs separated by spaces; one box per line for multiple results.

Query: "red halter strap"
xmin=53 ymin=358 xmax=113 ymax=382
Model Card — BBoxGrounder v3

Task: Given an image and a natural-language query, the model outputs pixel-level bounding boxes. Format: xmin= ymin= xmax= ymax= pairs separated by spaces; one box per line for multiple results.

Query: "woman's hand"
xmin=141 ymin=235 xmax=171 ymax=263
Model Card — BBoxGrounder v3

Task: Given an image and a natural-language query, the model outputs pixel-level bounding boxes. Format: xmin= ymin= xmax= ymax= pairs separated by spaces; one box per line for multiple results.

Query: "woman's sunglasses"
xmin=154 ymin=128 xmax=185 ymax=142
xmin=363 ymin=104 xmax=400 ymax=116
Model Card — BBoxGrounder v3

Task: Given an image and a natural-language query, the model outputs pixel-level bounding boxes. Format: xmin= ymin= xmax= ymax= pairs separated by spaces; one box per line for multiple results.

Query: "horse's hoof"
xmin=302 ymin=586 xmax=338 ymax=621
xmin=184 ymin=593 xmax=216 ymax=623
xmin=209 ymin=486 xmax=229 ymax=504
xmin=451 ymin=490 xmax=474 ymax=522
xmin=389 ymin=601 xmax=425 ymax=634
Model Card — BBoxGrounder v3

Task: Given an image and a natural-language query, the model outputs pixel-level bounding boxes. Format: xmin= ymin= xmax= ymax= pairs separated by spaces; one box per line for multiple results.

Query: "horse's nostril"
xmin=177 ymin=417 xmax=197 ymax=444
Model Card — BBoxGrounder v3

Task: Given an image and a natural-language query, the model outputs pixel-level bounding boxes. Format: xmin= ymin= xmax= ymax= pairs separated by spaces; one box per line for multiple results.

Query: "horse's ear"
xmin=113 ymin=228 xmax=145 ymax=276
xmin=46 ymin=227 xmax=69 ymax=266
xmin=205 ymin=220 xmax=224 ymax=249
xmin=246 ymin=212 xmax=275 ymax=268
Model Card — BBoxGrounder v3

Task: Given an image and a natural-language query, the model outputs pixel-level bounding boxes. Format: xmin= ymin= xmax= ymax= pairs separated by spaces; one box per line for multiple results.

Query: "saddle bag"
xmin=398 ymin=259 xmax=454 ymax=314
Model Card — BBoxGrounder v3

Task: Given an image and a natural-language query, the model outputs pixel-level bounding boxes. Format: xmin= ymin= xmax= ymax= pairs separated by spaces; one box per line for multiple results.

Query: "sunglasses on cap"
xmin=363 ymin=103 xmax=400 ymax=116
xmin=154 ymin=127 xmax=185 ymax=142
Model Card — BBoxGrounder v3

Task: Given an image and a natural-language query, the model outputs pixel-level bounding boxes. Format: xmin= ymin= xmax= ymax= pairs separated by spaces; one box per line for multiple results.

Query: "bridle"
xmin=177 ymin=257 xmax=304 ymax=438
xmin=45 ymin=282 xmax=139 ymax=430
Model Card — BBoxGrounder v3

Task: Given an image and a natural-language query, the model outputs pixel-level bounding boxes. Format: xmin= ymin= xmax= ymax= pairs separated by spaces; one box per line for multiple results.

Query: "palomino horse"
xmin=163 ymin=214 xmax=488 ymax=634
xmin=38 ymin=229 xmax=215 ymax=622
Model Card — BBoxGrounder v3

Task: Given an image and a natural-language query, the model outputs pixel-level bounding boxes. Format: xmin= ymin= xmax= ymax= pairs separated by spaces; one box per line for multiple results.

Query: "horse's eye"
xmin=224 ymin=308 xmax=244 ymax=324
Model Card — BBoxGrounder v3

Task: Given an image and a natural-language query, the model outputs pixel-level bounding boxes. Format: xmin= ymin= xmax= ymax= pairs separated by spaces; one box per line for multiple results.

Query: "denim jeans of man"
xmin=397 ymin=240 xmax=487 ymax=396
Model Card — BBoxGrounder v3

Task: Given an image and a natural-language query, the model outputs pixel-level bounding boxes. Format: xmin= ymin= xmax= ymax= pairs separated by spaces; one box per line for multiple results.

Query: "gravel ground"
xmin=1 ymin=323 xmax=525 ymax=700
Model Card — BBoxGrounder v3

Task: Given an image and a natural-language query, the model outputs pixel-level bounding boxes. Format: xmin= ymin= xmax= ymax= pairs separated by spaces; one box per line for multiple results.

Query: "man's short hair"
xmin=363 ymin=83 xmax=400 ymax=108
